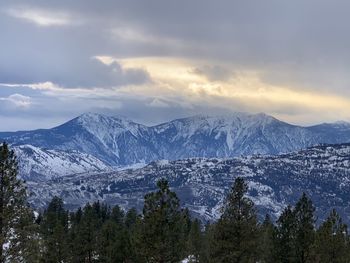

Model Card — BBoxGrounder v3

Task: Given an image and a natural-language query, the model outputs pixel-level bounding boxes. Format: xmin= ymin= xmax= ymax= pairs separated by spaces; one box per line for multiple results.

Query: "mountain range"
xmin=1 ymin=112 xmax=350 ymax=180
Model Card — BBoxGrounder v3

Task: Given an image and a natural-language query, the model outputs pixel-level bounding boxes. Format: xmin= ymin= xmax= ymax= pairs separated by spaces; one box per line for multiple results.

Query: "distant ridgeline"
xmin=0 ymin=112 xmax=350 ymax=180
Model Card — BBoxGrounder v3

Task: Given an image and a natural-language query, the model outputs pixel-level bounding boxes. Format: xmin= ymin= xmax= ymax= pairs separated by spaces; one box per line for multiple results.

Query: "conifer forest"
xmin=1 ymin=143 xmax=350 ymax=263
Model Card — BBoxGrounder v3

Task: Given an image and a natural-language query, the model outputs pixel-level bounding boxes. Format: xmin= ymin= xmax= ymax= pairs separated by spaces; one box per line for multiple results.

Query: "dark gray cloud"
xmin=1 ymin=0 xmax=350 ymax=130
xmin=0 ymin=1 xmax=151 ymax=88
xmin=2 ymin=0 xmax=350 ymax=91
xmin=0 ymin=58 xmax=150 ymax=88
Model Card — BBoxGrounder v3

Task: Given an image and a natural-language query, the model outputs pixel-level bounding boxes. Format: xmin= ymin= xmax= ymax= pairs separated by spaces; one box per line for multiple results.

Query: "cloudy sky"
xmin=1 ymin=0 xmax=350 ymax=131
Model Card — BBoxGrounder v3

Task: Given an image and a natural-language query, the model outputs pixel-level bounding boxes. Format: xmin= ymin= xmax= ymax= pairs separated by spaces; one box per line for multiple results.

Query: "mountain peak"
xmin=165 ymin=112 xmax=279 ymax=129
xmin=77 ymin=112 xmax=133 ymax=123
xmin=73 ymin=112 xmax=144 ymax=141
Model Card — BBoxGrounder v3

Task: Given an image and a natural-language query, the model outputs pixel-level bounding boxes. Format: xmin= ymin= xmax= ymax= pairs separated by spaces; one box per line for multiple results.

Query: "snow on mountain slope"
xmin=14 ymin=145 xmax=110 ymax=181
xmin=27 ymin=143 xmax=350 ymax=224
xmin=152 ymin=113 xmax=316 ymax=158
xmin=77 ymin=112 xmax=143 ymax=139
xmin=67 ymin=113 xmax=158 ymax=164
xmin=1 ymin=112 xmax=350 ymax=180
xmin=2 ymin=113 xmax=158 ymax=166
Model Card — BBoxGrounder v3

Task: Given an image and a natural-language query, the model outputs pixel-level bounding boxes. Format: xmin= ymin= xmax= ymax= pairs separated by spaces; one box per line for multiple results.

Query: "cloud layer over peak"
xmin=1 ymin=0 xmax=350 ymax=130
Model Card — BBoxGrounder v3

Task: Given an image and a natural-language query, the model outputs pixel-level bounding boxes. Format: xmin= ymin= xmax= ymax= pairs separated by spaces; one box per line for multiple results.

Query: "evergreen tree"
xmin=111 ymin=205 xmax=124 ymax=226
xmin=68 ymin=208 xmax=81 ymax=262
xmin=92 ymin=201 xmax=110 ymax=227
xmin=275 ymin=205 xmax=297 ymax=263
xmin=200 ymin=223 xmax=214 ymax=263
xmin=124 ymin=208 xmax=138 ymax=230
xmin=180 ymin=207 xmax=193 ymax=259
xmin=98 ymin=220 xmax=119 ymax=262
xmin=98 ymin=219 xmax=132 ymax=263
xmin=124 ymin=207 xmax=143 ymax=262
xmin=41 ymin=196 xmax=69 ymax=262
xmin=12 ymin=208 xmax=41 ymax=262
xmin=139 ymin=179 xmax=185 ymax=263
xmin=71 ymin=203 xmax=99 ymax=262
xmin=0 ymin=142 xmax=38 ymax=262
xmin=294 ymin=193 xmax=315 ymax=263
xmin=210 ymin=177 xmax=258 ymax=263
xmin=315 ymin=209 xmax=349 ymax=262
xmin=129 ymin=214 xmax=146 ymax=263
xmin=187 ymin=218 xmax=202 ymax=263
xmin=258 ymin=214 xmax=276 ymax=263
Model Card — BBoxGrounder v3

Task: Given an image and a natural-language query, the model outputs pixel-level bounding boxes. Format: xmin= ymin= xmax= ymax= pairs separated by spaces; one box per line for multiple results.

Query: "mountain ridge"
xmin=1 ymin=112 xmax=350 ymax=180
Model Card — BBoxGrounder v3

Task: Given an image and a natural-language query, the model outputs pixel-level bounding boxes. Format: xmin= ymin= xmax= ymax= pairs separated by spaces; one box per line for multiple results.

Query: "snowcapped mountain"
xmin=1 ymin=112 xmax=350 ymax=180
xmin=2 ymin=113 xmax=158 ymax=166
xmin=152 ymin=113 xmax=313 ymax=158
xmin=14 ymin=145 xmax=110 ymax=181
xmin=27 ymin=143 xmax=350 ymax=224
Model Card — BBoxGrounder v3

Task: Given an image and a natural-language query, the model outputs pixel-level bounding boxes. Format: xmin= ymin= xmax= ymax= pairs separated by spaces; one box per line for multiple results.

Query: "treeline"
xmin=1 ymin=142 xmax=350 ymax=262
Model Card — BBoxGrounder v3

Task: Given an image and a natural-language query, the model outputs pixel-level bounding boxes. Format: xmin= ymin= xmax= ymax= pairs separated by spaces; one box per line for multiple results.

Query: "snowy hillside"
xmin=27 ymin=143 xmax=350 ymax=224
xmin=152 ymin=113 xmax=314 ymax=158
xmin=14 ymin=145 xmax=110 ymax=181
